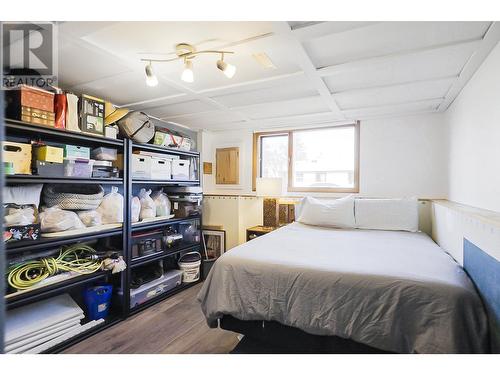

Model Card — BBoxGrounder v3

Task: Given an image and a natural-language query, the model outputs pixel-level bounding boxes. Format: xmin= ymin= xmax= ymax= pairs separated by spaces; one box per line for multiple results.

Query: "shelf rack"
xmin=3 ymin=119 xmax=203 ymax=353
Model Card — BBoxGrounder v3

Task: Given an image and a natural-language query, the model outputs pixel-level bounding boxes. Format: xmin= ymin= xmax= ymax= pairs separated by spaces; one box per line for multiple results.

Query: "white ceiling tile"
xmin=140 ymin=100 xmax=217 ymax=118
xmin=163 ymin=110 xmax=247 ymax=129
xmin=322 ymin=41 xmax=480 ymax=92
xmin=235 ymin=96 xmax=329 ymax=120
xmin=73 ymin=71 xmax=183 ymax=106
xmin=334 ymin=78 xmax=454 ymax=110
xmin=210 ymin=75 xmax=317 ymax=107
xmin=58 ymin=43 xmax=132 ymax=88
xmin=304 ymin=21 xmax=491 ymax=68
xmin=343 ymin=99 xmax=442 ymax=119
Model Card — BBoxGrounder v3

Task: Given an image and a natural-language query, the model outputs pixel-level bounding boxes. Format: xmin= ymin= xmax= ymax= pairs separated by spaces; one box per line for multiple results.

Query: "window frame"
xmin=252 ymin=122 xmax=360 ymax=193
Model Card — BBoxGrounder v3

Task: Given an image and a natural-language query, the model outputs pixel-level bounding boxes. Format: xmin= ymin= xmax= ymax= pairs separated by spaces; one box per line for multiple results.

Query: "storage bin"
xmin=171 ymin=159 xmax=190 ymax=180
xmin=91 ymin=147 xmax=117 ymax=161
xmin=83 ymin=285 xmax=113 ymax=320
xmin=63 ymin=145 xmax=90 ymax=160
xmin=35 ymin=161 xmax=64 ymax=178
xmin=150 ymin=157 xmax=172 ymax=180
xmin=121 ymin=270 xmax=183 ymax=308
xmin=131 ymin=154 xmax=151 ymax=179
xmin=2 ymin=141 xmax=32 ymax=175
xmin=63 ymin=159 xmax=94 ymax=178
xmin=35 ymin=145 xmax=64 ymax=163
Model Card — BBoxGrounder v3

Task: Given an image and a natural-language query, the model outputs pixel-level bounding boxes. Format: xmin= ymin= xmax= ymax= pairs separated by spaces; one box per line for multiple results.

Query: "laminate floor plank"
xmin=63 ymin=283 xmax=238 ymax=354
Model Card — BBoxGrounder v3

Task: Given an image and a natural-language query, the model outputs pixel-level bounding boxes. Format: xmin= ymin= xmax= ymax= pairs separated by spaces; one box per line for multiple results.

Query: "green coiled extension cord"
xmin=8 ymin=243 xmax=103 ymax=290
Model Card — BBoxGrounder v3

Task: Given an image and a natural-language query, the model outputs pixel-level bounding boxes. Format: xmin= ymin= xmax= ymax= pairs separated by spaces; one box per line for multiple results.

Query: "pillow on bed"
xmin=354 ymin=197 xmax=419 ymax=232
xmin=297 ymin=196 xmax=355 ymax=229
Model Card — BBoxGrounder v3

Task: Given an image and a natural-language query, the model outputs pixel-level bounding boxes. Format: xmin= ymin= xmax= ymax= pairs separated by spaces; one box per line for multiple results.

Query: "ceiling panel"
xmin=343 ymin=99 xmax=442 ymax=119
xmin=334 ymin=78 xmax=454 ymax=110
xmin=234 ymin=96 xmax=329 ymax=120
xmin=322 ymin=41 xmax=480 ymax=93
xmin=163 ymin=110 xmax=248 ymax=128
xmin=139 ymin=99 xmax=217 ymax=119
xmin=304 ymin=22 xmax=491 ymax=68
xmin=58 ymin=43 xmax=132 ymax=88
xmin=210 ymin=74 xmax=317 ymax=107
xmin=73 ymin=71 xmax=183 ymax=106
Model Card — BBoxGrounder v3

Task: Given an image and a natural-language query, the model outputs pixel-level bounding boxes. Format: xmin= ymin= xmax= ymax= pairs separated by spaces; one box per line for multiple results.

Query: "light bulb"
xmin=216 ymin=59 xmax=236 ymax=79
xmin=145 ymin=63 xmax=158 ymax=87
xmin=223 ymin=62 xmax=236 ymax=78
xmin=181 ymin=59 xmax=194 ymax=83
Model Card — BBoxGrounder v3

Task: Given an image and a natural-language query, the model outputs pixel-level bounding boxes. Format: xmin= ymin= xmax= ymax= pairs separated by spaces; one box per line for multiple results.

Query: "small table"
xmin=246 ymin=225 xmax=277 ymax=241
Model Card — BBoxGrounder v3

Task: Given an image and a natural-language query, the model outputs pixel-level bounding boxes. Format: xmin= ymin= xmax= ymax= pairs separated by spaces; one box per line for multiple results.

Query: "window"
xmin=252 ymin=123 xmax=359 ymax=193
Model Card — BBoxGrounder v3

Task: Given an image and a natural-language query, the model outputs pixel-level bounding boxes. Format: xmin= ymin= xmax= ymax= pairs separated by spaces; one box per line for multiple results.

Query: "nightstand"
xmin=246 ymin=225 xmax=277 ymax=241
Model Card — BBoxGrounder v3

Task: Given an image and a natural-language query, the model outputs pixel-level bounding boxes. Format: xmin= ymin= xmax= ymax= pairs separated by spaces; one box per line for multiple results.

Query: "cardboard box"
xmin=171 ymin=159 xmax=190 ymax=180
xmin=36 ymin=145 xmax=64 ymax=163
xmin=2 ymin=141 xmax=32 ymax=175
xmin=131 ymin=154 xmax=151 ymax=179
xmin=150 ymin=157 xmax=172 ymax=180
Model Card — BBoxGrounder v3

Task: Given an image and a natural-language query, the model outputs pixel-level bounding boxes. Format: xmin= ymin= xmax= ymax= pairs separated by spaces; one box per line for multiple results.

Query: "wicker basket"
xmin=43 ymin=184 xmax=104 ymax=210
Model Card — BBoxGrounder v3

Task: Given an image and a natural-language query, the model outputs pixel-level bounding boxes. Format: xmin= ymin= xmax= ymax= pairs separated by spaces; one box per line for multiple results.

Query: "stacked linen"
xmin=5 ymin=293 xmax=102 ymax=354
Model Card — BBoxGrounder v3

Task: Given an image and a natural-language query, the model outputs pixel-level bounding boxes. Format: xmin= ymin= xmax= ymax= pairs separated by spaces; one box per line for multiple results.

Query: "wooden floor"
xmin=63 ymin=283 xmax=239 ymax=354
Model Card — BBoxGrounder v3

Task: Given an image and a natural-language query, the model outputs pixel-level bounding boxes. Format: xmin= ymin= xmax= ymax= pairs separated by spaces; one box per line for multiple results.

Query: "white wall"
xmin=445 ymin=41 xmax=500 ymax=212
xmin=201 ymin=112 xmax=447 ymax=198
xmin=360 ymin=113 xmax=447 ymax=198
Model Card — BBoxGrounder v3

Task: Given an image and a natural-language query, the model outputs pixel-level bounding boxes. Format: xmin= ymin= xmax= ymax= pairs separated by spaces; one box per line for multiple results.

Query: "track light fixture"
xmin=144 ymin=62 xmax=158 ymax=87
xmin=216 ymin=53 xmax=236 ymax=79
xmin=142 ymin=43 xmax=236 ymax=85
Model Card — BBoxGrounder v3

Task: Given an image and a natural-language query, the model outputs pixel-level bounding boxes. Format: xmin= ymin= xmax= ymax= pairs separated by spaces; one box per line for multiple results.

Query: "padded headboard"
xmin=464 ymin=238 xmax=500 ymax=353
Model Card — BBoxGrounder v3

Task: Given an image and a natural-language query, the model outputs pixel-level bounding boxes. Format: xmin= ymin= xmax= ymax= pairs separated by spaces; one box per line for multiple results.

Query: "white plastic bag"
xmin=4 ymin=205 xmax=36 ymax=226
xmin=97 ymin=186 xmax=124 ymax=224
xmin=139 ymin=188 xmax=156 ymax=220
xmin=77 ymin=210 xmax=102 ymax=227
xmin=151 ymin=189 xmax=171 ymax=217
xmin=131 ymin=196 xmax=140 ymax=223
xmin=39 ymin=207 xmax=86 ymax=233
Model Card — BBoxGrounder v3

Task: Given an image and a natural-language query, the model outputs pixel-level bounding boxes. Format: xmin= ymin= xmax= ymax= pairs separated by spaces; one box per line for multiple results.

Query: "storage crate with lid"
xmin=91 ymin=147 xmax=117 ymax=161
xmin=171 ymin=159 xmax=190 ymax=180
xmin=63 ymin=159 xmax=95 ymax=178
xmin=63 ymin=145 xmax=90 ymax=160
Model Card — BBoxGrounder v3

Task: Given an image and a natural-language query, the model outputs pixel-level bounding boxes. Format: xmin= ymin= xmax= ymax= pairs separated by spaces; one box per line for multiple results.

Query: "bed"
xmin=197 ymin=222 xmax=489 ymax=353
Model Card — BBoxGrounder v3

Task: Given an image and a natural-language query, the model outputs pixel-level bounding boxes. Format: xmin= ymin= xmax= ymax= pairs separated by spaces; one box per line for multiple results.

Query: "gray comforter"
xmin=198 ymin=223 xmax=488 ymax=353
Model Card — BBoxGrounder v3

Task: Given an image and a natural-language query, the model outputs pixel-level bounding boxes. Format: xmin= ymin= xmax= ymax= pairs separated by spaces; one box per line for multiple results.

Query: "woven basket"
xmin=43 ymin=184 xmax=104 ymax=210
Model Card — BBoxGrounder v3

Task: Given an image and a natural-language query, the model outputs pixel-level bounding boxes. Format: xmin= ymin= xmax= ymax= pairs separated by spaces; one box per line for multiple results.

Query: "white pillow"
xmin=354 ymin=197 xmax=418 ymax=232
xmin=297 ymin=196 xmax=355 ymax=229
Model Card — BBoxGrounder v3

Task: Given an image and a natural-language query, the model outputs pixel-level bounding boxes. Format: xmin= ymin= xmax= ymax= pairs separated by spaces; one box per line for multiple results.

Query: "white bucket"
xmin=178 ymin=252 xmax=201 ymax=283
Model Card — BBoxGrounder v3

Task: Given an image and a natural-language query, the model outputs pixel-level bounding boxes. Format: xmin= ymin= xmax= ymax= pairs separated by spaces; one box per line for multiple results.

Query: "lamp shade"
xmin=256 ymin=177 xmax=283 ymax=197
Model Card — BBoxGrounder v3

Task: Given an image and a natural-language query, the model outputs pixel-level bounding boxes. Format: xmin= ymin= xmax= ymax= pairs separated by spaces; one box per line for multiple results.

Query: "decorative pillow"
xmin=354 ymin=197 xmax=419 ymax=232
xmin=297 ymin=196 xmax=355 ymax=229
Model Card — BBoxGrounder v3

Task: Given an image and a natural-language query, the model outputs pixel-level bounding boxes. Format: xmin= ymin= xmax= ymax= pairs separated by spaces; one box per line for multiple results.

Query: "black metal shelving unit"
xmin=125 ymin=139 xmax=203 ymax=317
xmin=3 ymin=119 xmax=203 ymax=352
xmin=3 ymin=119 xmax=128 ymax=353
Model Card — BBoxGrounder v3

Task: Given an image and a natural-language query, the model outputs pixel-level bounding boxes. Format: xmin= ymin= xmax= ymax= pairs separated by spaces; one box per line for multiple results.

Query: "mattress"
xmin=198 ymin=222 xmax=488 ymax=353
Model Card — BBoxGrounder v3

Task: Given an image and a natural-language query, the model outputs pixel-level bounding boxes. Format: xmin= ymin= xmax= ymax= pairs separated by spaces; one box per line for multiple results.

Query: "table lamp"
xmin=256 ymin=177 xmax=283 ymax=228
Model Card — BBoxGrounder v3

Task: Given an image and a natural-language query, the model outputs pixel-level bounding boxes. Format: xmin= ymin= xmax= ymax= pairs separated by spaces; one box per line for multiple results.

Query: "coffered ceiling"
xmin=57 ymin=21 xmax=500 ymax=131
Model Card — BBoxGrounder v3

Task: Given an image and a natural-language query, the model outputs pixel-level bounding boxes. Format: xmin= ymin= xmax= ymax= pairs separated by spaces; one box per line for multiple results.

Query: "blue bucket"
xmin=83 ymin=285 xmax=113 ymax=320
